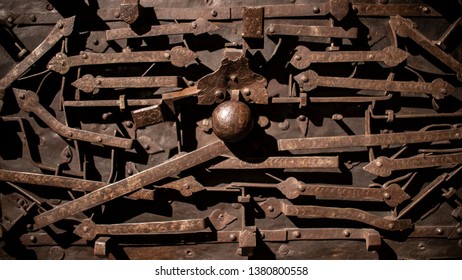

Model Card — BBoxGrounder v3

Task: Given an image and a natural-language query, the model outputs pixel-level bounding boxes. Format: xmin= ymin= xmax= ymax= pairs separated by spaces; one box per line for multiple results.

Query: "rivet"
xmin=332 ymin=114 xmax=343 ymax=121
xmin=19 ymin=93 xmax=25 ymax=99
xmin=290 ymin=0 xmax=296 ymax=3
xmin=67 ymin=131 xmax=73 ymax=137
xmin=380 ymin=0 xmax=389 ymax=4
xmin=96 ymin=136 xmax=102 ymax=142
xmin=127 ymin=169 xmax=133 ymax=175
xmin=26 ymin=224 xmax=34 ymax=230
xmin=214 ymin=90 xmax=223 ymax=98
xmin=230 ymin=75 xmax=238 ymax=82
xmin=298 ymin=185 xmax=306 ymax=192
xmin=269 ymin=26 xmax=275 ymax=33
xmin=82 ymin=226 xmax=89 ymax=233
xmin=294 ymin=55 xmax=301 ymax=61
xmin=301 ymin=75 xmax=308 ymax=82
xmin=92 ymin=39 xmax=99 ymax=45
xmin=57 ymin=22 xmax=63 ymax=29
xmin=267 ymin=206 xmax=275 ymax=212
xmin=7 ymin=17 xmax=14 ymax=23
xmin=125 ymin=121 xmax=133 ymax=128
xmin=383 ymin=192 xmax=391 ymax=199
xmin=278 ymin=120 xmax=290 ymax=131
xmin=114 ymin=11 xmax=121 ymax=18
xmin=261 ymin=233 xmax=265 ymax=239
xmin=96 ymin=79 xmax=102 ymax=85
xmin=422 ymin=6 xmax=431 ymax=14
xmin=298 ymin=115 xmax=306 ymax=121
xmin=367 ymin=35 xmax=372 ymax=41
xmin=191 ymin=22 xmax=197 ymax=29
xmin=293 ymin=231 xmax=301 ymax=238
xmin=435 ymin=228 xmax=444 ymax=235
xmin=343 ymin=229 xmax=351 ymax=237
xmin=164 ymin=52 xmax=170 ymax=59
xmin=313 ymin=6 xmax=320 ymax=14
xmin=30 ymin=235 xmax=37 ymax=243
xmin=29 ymin=15 xmax=37 ymax=22
xmin=376 ymin=160 xmax=383 ymax=167
xmin=457 ymin=227 xmax=462 ymax=235
xmin=81 ymin=53 xmax=88 ymax=59
xmin=388 ymin=223 xmax=394 ymax=229
xmin=418 ymin=242 xmax=426 ymax=250
xmin=230 ymin=234 xmax=237 ymax=241
xmin=440 ymin=88 xmax=447 ymax=95
xmin=143 ymin=144 xmax=150 ymax=150
xmin=211 ymin=10 xmax=218 ymax=17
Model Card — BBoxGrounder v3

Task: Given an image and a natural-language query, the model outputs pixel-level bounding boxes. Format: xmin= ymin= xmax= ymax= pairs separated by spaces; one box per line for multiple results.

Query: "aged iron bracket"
xmin=296 ymin=70 xmax=453 ymax=99
xmin=290 ymin=46 xmax=409 ymax=69
xmin=266 ymin=24 xmax=358 ymax=39
xmin=364 ymin=153 xmax=462 ymax=177
xmin=209 ymin=156 xmax=339 ymax=170
xmin=389 ymin=15 xmax=462 ymax=81
xmin=232 ymin=177 xmax=409 ymax=207
xmin=352 ymin=4 xmax=441 ymax=17
xmin=197 ymin=53 xmax=268 ymax=105
xmin=278 ymin=126 xmax=462 ymax=151
xmin=74 ymin=209 xmax=236 ymax=240
xmin=71 ymin=74 xmax=179 ymax=93
xmin=259 ymin=198 xmax=412 ymax=231
xmin=106 ymin=18 xmax=219 ymax=40
xmin=131 ymin=103 xmax=165 ymax=128
xmin=0 ymin=17 xmax=75 ymax=111
xmin=13 ymin=89 xmax=134 ymax=149
xmin=48 ymin=46 xmax=197 ymax=74
xmin=33 ymin=141 xmax=229 ymax=228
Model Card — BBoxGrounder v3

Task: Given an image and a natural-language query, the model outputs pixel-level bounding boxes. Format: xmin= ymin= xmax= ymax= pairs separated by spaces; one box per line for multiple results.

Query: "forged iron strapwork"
xmin=1 ymin=0 xmax=462 ymax=260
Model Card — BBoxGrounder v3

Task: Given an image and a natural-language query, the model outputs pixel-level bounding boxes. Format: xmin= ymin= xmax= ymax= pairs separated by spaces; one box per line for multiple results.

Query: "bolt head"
xmin=343 ymin=229 xmax=351 ymax=237
xmin=301 ymin=75 xmax=308 ymax=83
xmin=30 ymin=235 xmax=37 ymax=243
xmin=376 ymin=160 xmax=383 ymax=167
xmin=293 ymin=231 xmax=301 ymax=238
xmin=143 ymin=144 xmax=150 ymax=150
xmin=82 ymin=226 xmax=89 ymax=233
xmin=294 ymin=55 xmax=301 ymax=61
xmin=267 ymin=206 xmax=274 ymax=212
xmin=383 ymin=192 xmax=391 ymax=199
xmin=313 ymin=6 xmax=320 ymax=14
xmin=164 ymin=53 xmax=170 ymax=59
xmin=7 ymin=17 xmax=13 ymax=23
xmin=230 ymin=234 xmax=237 ymax=241
xmin=435 ymin=228 xmax=443 ymax=235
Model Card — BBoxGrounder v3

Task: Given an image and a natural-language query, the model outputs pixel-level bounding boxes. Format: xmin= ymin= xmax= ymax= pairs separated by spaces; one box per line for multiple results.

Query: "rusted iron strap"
xmin=74 ymin=209 xmax=236 ymax=240
xmin=0 ymin=169 xmax=153 ymax=200
xmin=277 ymin=177 xmax=409 ymax=207
xmin=278 ymin=127 xmax=462 ymax=151
xmin=33 ymin=141 xmax=228 ymax=228
xmin=390 ymin=16 xmax=462 ymax=81
xmin=297 ymin=70 xmax=453 ymax=99
xmin=266 ymin=24 xmax=358 ymax=38
xmin=63 ymin=99 xmax=162 ymax=107
xmin=119 ymin=0 xmax=140 ymax=24
xmin=74 ymin=218 xmax=207 ymax=241
xmin=106 ymin=18 xmax=219 ymax=40
xmin=290 ymin=46 xmax=409 ymax=69
xmin=72 ymin=75 xmax=179 ymax=93
xmin=48 ymin=46 xmax=197 ymax=74
xmin=0 ymin=17 xmax=75 ymax=108
xmin=352 ymin=4 xmax=441 ymax=17
xmin=209 ymin=156 xmax=339 ymax=169
xmin=14 ymin=89 xmax=134 ymax=149
xmin=364 ymin=153 xmax=462 ymax=177
xmin=282 ymin=203 xmax=412 ymax=231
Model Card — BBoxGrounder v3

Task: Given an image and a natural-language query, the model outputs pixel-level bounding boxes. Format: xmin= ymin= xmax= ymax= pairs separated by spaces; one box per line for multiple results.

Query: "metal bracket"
xmin=74 ymin=209 xmax=236 ymax=240
xmin=197 ymin=54 xmax=268 ymax=105
xmin=48 ymin=46 xmax=197 ymax=74
xmin=14 ymin=89 xmax=134 ymax=149
xmin=0 ymin=17 xmax=75 ymax=110
xmin=106 ymin=18 xmax=219 ymax=40
xmin=260 ymin=198 xmax=412 ymax=231
xmin=389 ymin=15 xmax=462 ymax=81
xmin=364 ymin=153 xmax=462 ymax=177
xmin=290 ymin=46 xmax=409 ymax=69
xmin=296 ymin=70 xmax=453 ymax=99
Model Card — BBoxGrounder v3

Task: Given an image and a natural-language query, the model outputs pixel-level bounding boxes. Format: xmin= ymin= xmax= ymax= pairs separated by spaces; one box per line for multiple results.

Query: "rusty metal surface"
xmin=1 ymin=0 xmax=462 ymax=260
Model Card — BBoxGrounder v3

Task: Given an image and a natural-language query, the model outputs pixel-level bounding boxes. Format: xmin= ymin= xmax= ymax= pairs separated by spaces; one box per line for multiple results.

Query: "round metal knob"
xmin=212 ymin=101 xmax=253 ymax=143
